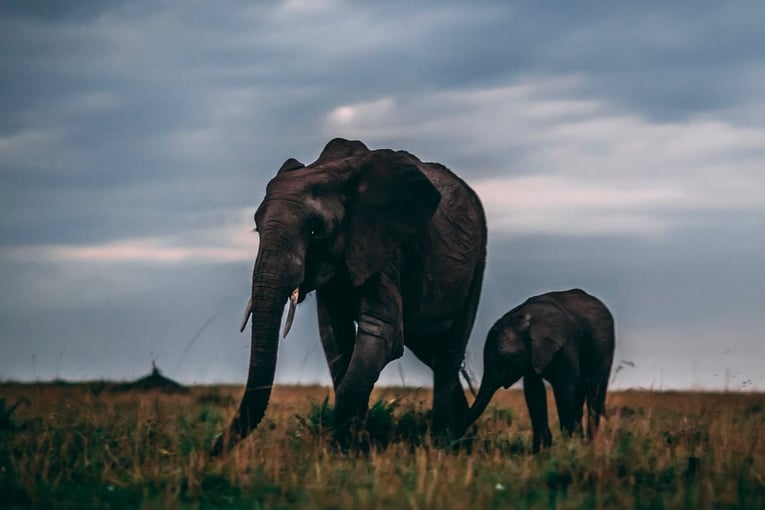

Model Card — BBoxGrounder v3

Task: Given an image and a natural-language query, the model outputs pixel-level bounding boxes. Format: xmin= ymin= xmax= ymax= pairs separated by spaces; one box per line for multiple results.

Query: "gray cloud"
xmin=1 ymin=1 xmax=764 ymax=390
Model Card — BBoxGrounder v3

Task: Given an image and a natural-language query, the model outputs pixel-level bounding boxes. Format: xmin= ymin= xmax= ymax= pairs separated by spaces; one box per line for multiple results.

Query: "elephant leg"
xmin=586 ymin=373 xmax=610 ymax=438
xmin=405 ymin=335 xmax=467 ymax=439
xmin=317 ymin=285 xmax=357 ymax=391
xmin=451 ymin=380 xmax=470 ymax=427
xmin=431 ymin=262 xmax=485 ymax=440
xmin=524 ymin=372 xmax=552 ymax=453
xmin=552 ymin=381 xmax=579 ymax=437
xmin=431 ymin=354 xmax=467 ymax=439
xmin=333 ymin=257 xmax=404 ymax=446
xmin=575 ymin=382 xmax=586 ymax=438
xmin=333 ymin=332 xmax=397 ymax=447
xmin=584 ymin=378 xmax=595 ymax=439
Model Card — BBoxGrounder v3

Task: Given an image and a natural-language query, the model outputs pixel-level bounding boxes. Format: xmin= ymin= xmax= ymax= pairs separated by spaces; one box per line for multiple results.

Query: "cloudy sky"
xmin=1 ymin=1 xmax=764 ymax=390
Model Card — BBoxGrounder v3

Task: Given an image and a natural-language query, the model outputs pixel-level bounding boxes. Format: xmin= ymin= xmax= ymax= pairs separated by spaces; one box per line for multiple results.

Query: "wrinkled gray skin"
xmin=465 ymin=289 xmax=614 ymax=453
xmin=213 ymin=138 xmax=486 ymax=454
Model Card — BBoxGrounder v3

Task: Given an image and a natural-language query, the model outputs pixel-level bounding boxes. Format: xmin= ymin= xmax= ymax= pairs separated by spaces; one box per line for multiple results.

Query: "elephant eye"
xmin=308 ymin=220 xmax=325 ymax=240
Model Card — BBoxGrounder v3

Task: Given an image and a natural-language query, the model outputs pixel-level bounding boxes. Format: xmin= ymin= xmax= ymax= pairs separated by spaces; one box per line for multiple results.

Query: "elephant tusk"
xmin=282 ymin=287 xmax=300 ymax=339
xmin=239 ymin=298 xmax=253 ymax=333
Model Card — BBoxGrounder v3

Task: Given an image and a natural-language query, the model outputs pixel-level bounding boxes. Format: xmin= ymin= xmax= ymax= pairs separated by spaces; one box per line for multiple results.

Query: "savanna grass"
xmin=0 ymin=383 xmax=763 ymax=509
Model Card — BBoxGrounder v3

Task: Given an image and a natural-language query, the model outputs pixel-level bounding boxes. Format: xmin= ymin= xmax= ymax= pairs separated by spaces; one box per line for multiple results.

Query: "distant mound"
xmin=112 ymin=362 xmax=188 ymax=393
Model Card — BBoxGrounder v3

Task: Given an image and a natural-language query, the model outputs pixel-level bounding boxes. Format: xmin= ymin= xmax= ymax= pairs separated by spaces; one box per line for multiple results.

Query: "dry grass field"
xmin=1 ymin=383 xmax=763 ymax=509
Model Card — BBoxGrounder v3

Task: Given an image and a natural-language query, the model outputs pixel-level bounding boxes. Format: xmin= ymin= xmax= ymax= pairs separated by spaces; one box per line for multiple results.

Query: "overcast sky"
xmin=1 ymin=1 xmax=764 ymax=390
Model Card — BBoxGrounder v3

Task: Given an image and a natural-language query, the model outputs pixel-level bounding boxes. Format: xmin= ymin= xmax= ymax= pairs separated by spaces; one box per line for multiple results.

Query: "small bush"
xmin=300 ymin=397 xmax=432 ymax=448
xmin=0 ymin=397 xmax=29 ymax=431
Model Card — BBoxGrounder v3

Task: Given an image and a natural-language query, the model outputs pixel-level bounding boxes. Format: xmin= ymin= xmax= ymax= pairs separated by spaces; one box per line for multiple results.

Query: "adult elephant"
xmin=464 ymin=289 xmax=614 ymax=453
xmin=213 ymin=138 xmax=487 ymax=454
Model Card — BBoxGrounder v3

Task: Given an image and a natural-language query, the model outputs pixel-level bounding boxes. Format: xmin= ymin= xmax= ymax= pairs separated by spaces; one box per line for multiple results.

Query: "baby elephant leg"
xmin=552 ymin=381 xmax=580 ymax=437
xmin=524 ymin=372 xmax=552 ymax=453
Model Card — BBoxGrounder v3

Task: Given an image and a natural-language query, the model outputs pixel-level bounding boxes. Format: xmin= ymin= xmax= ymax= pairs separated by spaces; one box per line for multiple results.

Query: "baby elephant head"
xmin=465 ymin=301 xmax=570 ymax=428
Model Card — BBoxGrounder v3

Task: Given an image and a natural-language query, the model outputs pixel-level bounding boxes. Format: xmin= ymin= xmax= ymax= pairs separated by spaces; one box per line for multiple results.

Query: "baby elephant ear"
xmin=527 ymin=308 xmax=569 ymax=375
xmin=345 ymin=159 xmax=440 ymax=286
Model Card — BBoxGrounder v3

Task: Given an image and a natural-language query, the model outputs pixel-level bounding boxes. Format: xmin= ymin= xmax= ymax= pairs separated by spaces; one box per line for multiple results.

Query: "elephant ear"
xmin=345 ymin=159 xmax=440 ymax=286
xmin=524 ymin=306 xmax=570 ymax=375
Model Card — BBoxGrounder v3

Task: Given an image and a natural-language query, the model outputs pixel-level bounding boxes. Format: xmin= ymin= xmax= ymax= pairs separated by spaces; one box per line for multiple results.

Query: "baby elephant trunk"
xmin=464 ymin=373 xmax=502 ymax=429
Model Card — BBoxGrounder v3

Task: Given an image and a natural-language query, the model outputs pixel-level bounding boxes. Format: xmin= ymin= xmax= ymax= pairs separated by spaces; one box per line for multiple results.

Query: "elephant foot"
xmin=559 ymin=421 xmax=583 ymax=439
xmin=432 ymin=411 xmax=469 ymax=440
xmin=332 ymin=378 xmax=376 ymax=449
xmin=532 ymin=429 xmax=553 ymax=454
xmin=331 ymin=416 xmax=376 ymax=454
xmin=428 ymin=420 xmax=473 ymax=452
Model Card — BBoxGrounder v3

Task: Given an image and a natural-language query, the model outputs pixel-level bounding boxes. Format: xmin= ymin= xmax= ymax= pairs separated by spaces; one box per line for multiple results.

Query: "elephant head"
xmin=213 ymin=138 xmax=440 ymax=454
xmin=465 ymin=300 xmax=571 ymax=428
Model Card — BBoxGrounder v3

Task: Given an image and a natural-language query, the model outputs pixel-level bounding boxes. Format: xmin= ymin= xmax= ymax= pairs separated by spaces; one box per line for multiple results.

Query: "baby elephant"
xmin=466 ymin=289 xmax=614 ymax=453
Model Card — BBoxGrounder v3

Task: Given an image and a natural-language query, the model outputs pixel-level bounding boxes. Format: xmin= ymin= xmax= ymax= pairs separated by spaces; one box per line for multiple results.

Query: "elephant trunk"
xmin=213 ymin=245 xmax=301 ymax=455
xmin=464 ymin=373 xmax=501 ymax=429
